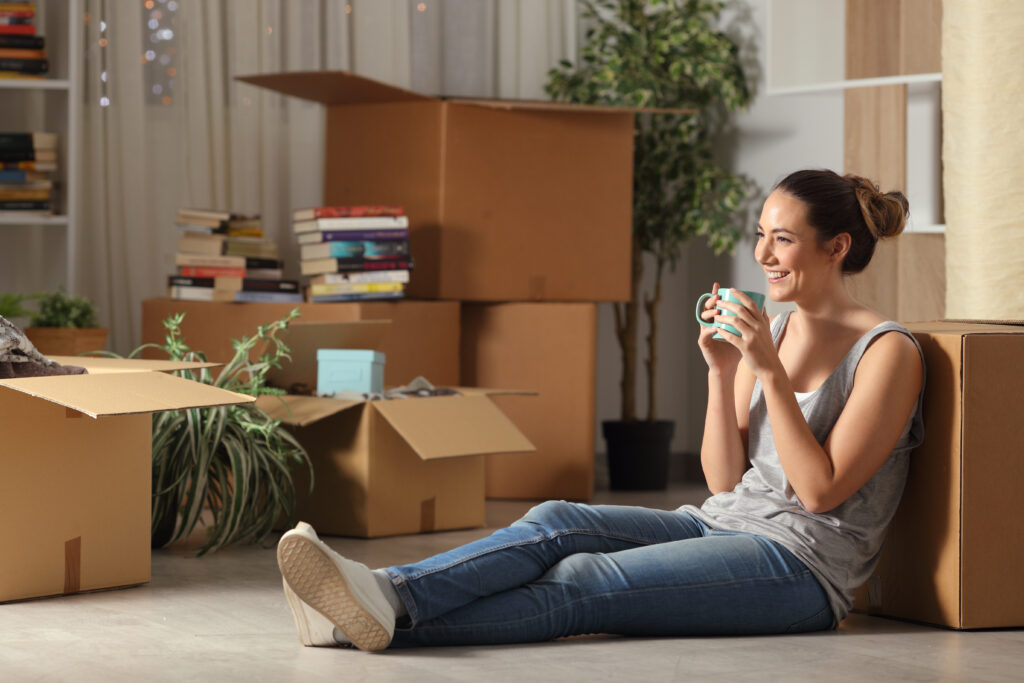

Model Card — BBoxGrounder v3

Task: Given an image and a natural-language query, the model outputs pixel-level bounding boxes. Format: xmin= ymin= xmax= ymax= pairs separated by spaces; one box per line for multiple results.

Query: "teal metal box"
xmin=316 ymin=349 xmax=385 ymax=395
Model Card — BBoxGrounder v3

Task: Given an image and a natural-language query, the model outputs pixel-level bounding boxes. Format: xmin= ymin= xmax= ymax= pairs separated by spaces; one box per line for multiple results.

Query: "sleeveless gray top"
xmin=680 ymin=311 xmax=926 ymax=625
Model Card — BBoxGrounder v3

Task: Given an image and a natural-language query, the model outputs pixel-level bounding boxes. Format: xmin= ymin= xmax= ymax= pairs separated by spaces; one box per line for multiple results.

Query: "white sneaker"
xmin=277 ymin=522 xmax=395 ymax=652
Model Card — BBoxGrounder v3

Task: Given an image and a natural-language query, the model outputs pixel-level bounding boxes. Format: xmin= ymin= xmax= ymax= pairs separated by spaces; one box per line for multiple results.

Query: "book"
xmin=0 ymin=57 xmax=46 ymax=72
xmin=244 ymin=267 xmax=284 ymax=280
xmin=301 ymin=257 xmax=414 ymax=277
xmin=0 ymin=169 xmax=47 ymax=182
xmin=0 ymin=159 xmax=55 ymax=171
xmin=0 ymin=132 xmax=56 ymax=150
xmin=0 ymin=33 xmax=42 ymax=49
xmin=168 ymin=275 xmax=243 ymax=291
xmin=296 ymin=228 xmax=409 ymax=245
xmin=0 ymin=25 xmax=35 ymax=36
xmin=177 ymin=233 xmax=226 ymax=256
xmin=310 ymin=290 xmax=405 ymax=303
xmin=309 ymin=270 xmax=410 ymax=285
xmin=310 ymin=281 xmax=405 ymax=297
xmin=293 ymin=215 xmax=409 ymax=234
xmin=0 ymin=148 xmax=55 ymax=162
xmin=177 ymin=265 xmax=246 ymax=279
xmin=174 ymin=253 xmax=246 ymax=269
xmin=299 ymin=239 xmax=409 ymax=261
xmin=177 ymin=208 xmax=235 ymax=222
xmin=292 ymin=205 xmax=404 ymax=221
xmin=244 ymin=257 xmax=283 ymax=270
xmin=233 ymin=290 xmax=304 ymax=304
xmin=223 ymin=237 xmax=279 ymax=259
xmin=168 ymin=285 xmax=237 ymax=302
xmin=0 ymin=187 xmax=49 ymax=200
xmin=0 ymin=199 xmax=49 ymax=212
xmin=0 ymin=48 xmax=43 ymax=59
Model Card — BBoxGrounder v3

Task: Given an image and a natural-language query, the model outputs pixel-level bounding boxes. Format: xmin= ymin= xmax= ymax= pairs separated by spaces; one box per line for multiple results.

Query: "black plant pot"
xmin=603 ymin=419 xmax=675 ymax=491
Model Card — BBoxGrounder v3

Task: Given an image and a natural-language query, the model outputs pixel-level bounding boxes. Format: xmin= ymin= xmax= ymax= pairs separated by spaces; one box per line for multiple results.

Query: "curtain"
xmin=77 ymin=0 xmax=576 ymax=353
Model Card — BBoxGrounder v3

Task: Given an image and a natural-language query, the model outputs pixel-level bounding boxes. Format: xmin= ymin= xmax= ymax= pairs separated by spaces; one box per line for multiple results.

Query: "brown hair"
xmin=773 ymin=169 xmax=909 ymax=274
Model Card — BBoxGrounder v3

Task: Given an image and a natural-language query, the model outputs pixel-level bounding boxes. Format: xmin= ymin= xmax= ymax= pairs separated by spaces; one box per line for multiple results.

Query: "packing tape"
xmin=420 ymin=497 xmax=436 ymax=533
xmin=64 ymin=536 xmax=81 ymax=594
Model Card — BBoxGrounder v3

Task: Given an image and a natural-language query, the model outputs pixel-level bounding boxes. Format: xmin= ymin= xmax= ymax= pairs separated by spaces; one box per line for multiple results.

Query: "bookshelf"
xmin=0 ymin=0 xmax=82 ymax=293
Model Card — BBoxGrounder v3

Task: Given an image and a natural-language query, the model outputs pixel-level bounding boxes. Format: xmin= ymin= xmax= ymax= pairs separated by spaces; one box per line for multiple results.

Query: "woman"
xmin=275 ymin=169 xmax=925 ymax=651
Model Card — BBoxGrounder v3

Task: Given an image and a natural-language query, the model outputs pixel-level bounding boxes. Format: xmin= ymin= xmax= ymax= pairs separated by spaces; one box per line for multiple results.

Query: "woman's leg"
xmin=384 ymin=500 xmax=708 ymax=626
xmin=389 ymin=530 xmax=833 ymax=648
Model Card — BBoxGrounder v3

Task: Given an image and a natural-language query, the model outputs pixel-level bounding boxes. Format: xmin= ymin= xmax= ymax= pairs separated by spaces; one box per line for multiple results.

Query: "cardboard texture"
xmin=461 ymin=303 xmax=597 ymax=500
xmin=0 ymin=359 xmax=253 ymax=603
xmin=141 ymin=299 xmax=460 ymax=388
xmin=255 ymin=321 xmax=535 ymax=537
xmin=852 ymin=321 xmax=1024 ymax=629
xmin=236 ymin=70 xmax=683 ymax=302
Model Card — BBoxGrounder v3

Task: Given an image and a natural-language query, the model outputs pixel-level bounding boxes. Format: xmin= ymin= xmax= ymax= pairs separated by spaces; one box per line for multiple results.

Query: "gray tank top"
xmin=681 ymin=310 xmax=926 ymax=624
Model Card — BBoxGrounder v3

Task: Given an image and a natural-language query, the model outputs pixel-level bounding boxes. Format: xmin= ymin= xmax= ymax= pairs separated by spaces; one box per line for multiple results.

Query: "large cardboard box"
xmin=236 ymin=70 xmax=674 ymax=303
xmin=141 ymin=298 xmax=460 ymax=387
xmin=0 ymin=356 xmax=252 ymax=603
xmin=461 ymin=303 xmax=596 ymax=500
xmin=853 ymin=321 xmax=1024 ymax=629
xmin=257 ymin=321 xmax=536 ymax=537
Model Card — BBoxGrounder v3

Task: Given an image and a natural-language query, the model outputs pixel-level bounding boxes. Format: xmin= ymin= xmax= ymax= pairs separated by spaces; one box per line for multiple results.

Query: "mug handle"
xmin=695 ymin=293 xmax=716 ymax=327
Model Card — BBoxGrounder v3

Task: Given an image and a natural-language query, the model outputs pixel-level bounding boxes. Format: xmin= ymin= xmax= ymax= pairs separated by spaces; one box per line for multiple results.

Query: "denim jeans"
xmin=383 ymin=500 xmax=833 ymax=648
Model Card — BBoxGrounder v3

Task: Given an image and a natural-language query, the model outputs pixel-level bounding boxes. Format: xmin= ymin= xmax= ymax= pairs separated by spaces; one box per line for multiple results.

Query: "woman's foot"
xmin=277 ymin=522 xmax=395 ymax=652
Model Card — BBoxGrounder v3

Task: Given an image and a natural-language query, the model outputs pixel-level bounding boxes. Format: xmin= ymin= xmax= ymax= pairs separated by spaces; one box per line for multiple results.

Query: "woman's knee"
xmin=518 ymin=500 xmax=578 ymax=529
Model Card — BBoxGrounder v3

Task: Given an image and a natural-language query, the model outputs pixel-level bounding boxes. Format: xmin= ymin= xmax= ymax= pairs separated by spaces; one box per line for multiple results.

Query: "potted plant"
xmin=24 ymin=288 xmax=109 ymax=356
xmin=546 ymin=0 xmax=752 ymax=489
xmin=0 ymin=292 xmax=33 ymax=323
xmin=110 ymin=309 xmax=313 ymax=554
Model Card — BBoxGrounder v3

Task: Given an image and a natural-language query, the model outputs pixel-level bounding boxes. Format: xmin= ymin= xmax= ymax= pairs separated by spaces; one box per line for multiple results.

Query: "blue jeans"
xmin=383 ymin=501 xmax=833 ymax=648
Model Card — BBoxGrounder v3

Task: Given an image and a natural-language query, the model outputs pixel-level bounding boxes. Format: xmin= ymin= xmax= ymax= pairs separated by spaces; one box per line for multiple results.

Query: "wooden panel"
xmin=900 ymin=0 xmax=942 ymax=74
xmin=898 ymin=233 xmax=945 ymax=322
xmin=847 ymin=238 xmax=899 ymax=320
xmin=844 ymin=85 xmax=908 ymax=192
xmin=846 ymin=0 xmax=902 ymax=79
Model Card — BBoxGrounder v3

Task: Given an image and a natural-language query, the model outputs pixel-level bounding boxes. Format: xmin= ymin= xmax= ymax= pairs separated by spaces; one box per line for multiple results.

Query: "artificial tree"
xmin=546 ymin=0 xmax=752 ymax=486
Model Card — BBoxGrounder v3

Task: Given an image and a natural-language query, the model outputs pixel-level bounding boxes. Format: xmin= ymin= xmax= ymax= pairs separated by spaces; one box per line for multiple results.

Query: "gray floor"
xmin=2 ymin=483 xmax=1022 ymax=682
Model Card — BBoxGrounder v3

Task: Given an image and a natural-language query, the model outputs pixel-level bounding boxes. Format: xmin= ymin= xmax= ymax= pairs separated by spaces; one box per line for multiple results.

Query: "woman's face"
xmin=754 ymin=190 xmax=838 ymax=302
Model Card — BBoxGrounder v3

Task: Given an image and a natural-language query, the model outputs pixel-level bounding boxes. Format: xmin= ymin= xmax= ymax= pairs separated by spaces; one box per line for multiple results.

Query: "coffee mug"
xmin=695 ymin=288 xmax=766 ymax=340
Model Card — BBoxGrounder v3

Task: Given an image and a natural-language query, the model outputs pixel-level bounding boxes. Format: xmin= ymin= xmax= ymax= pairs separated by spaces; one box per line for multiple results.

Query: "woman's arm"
xmin=699 ymin=365 xmax=750 ymax=494
xmin=760 ymin=331 xmax=922 ymax=513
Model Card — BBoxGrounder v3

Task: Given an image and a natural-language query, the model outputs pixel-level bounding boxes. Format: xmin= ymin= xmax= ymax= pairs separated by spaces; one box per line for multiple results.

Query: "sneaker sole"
xmin=277 ymin=534 xmax=392 ymax=652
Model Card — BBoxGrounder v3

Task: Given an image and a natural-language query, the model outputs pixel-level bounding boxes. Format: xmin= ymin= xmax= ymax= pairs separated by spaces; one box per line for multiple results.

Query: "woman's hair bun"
xmin=844 ymin=174 xmax=909 ymax=240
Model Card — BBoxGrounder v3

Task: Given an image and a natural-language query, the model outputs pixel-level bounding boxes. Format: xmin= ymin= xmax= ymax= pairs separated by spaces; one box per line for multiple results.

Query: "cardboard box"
xmin=852 ymin=321 xmax=1024 ymax=628
xmin=0 ymin=356 xmax=252 ymax=603
xmin=257 ymin=321 xmax=536 ymax=537
xmin=236 ymin=70 xmax=678 ymax=303
xmin=461 ymin=303 xmax=596 ymax=500
xmin=141 ymin=298 xmax=460 ymax=388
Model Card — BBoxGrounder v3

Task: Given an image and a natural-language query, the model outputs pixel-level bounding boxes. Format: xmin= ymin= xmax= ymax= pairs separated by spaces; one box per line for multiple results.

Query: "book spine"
xmin=294 ymin=215 xmax=409 ymax=232
xmin=330 ymin=258 xmax=414 ymax=273
xmin=310 ymin=281 xmax=404 ymax=296
xmin=0 ymin=48 xmax=43 ymax=59
xmin=0 ymin=25 xmax=35 ymax=35
xmin=293 ymin=205 xmax=404 ymax=220
xmin=310 ymin=291 xmax=405 ymax=303
xmin=311 ymin=270 xmax=411 ymax=285
xmin=0 ymin=57 xmax=47 ymax=71
xmin=233 ymin=291 xmax=304 ymax=303
xmin=169 ymin=275 xmax=216 ymax=288
xmin=178 ymin=266 xmax=246 ymax=278
xmin=0 ymin=188 xmax=50 ymax=200
xmin=0 ymin=34 xmax=43 ymax=48
xmin=244 ymin=257 xmax=283 ymax=270
xmin=0 ymin=160 xmax=54 ymax=171
xmin=0 ymin=199 xmax=49 ymax=210
xmin=0 ymin=149 xmax=34 ymax=161
xmin=174 ymin=253 xmax=246 ymax=268
xmin=241 ymin=278 xmax=300 ymax=293
xmin=0 ymin=169 xmax=27 ymax=182
xmin=314 ymin=229 xmax=410 ymax=242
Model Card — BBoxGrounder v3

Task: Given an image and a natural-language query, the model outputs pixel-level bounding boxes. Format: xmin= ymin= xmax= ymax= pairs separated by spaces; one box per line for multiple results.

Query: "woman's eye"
xmin=755 ymin=231 xmax=764 ymax=240
xmin=777 ymin=236 xmax=792 ymax=244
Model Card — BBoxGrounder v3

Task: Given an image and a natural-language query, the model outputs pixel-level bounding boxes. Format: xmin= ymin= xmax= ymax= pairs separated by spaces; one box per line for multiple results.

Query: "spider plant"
xmin=111 ymin=309 xmax=312 ymax=555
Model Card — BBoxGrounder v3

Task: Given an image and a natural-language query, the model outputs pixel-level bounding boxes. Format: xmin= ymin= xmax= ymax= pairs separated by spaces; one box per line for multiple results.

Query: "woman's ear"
xmin=829 ymin=233 xmax=852 ymax=264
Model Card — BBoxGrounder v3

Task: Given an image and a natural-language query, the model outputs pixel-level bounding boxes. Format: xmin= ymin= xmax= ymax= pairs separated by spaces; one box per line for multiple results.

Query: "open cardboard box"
xmin=256 ymin=321 xmax=536 ymax=537
xmin=853 ymin=320 xmax=1024 ymax=628
xmin=236 ymin=70 xmax=690 ymax=302
xmin=0 ymin=356 xmax=254 ymax=603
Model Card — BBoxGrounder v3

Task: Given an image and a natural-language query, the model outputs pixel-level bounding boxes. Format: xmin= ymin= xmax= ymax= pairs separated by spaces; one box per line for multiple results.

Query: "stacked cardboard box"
xmin=236 ymin=70 xmax=667 ymax=500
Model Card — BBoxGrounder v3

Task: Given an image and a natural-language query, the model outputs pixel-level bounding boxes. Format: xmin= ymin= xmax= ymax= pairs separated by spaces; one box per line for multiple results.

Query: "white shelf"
xmin=766 ymin=72 xmax=942 ymax=97
xmin=0 ymin=214 xmax=69 ymax=227
xmin=0 ymin=78 xmax=70 ymax=91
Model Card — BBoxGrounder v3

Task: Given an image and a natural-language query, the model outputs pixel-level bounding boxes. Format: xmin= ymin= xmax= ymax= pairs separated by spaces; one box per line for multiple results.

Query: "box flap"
xmin=255 ymin=393 xmax=363 ymax=427
xmin=449 ymin=98 xmax=694 ymax=116
xmin=372 ymin=394 xmax=535 ymax=461
xmin=266 ymin=320 xmax=391 ymax=394
xmin=45 ymin=355 xmax=220 ymax=374
xmin=452 ymin=386 xmax=537 ymax=398
xmin=906 ymin=320 xmax=1024 ymax=335
xmin=236 ymin=71 xmax=433 ymax=105
xmin=0 ymin=371 xmax=253 ymax=418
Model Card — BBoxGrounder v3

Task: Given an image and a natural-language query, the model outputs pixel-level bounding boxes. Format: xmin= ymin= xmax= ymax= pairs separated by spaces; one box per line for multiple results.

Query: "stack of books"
xmin=295 ymin=205 xmax=412 ymax=303
xmin=170 ymin=207 xmax=302 ymax=303
xmin=0 ymin=131 xmax=56 ymax=216
xmin=0 ymin=2 xmax=47 ymax=79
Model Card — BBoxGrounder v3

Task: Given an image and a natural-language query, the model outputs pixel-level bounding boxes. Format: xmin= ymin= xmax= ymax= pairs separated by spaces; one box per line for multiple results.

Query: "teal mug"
xmin=695 ymin=288 xmax=766 ymax=340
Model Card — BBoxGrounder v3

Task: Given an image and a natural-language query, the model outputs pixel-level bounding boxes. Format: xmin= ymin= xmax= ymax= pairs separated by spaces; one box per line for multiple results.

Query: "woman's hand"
xmin=713 ymin=289 xmax=782 ymax=380
xmin=697 ymin=281 xmax=742 ymax=375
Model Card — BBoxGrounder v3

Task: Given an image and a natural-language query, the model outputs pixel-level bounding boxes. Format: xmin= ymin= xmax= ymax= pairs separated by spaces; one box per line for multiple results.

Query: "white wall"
xmin=593 ymin=0 xmax=845 ymax=457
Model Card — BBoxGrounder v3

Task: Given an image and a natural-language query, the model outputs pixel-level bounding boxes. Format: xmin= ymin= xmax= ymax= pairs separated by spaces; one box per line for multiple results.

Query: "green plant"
xmin=0 ymin=293 xmax=33 ymax=320
xmin=30 ymin=288 xmax=99 ymax=328
xmin=546 ymin=0 xmax=753 ymax=422
xmin=113 ymin=309 xmax=313 ymax=555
